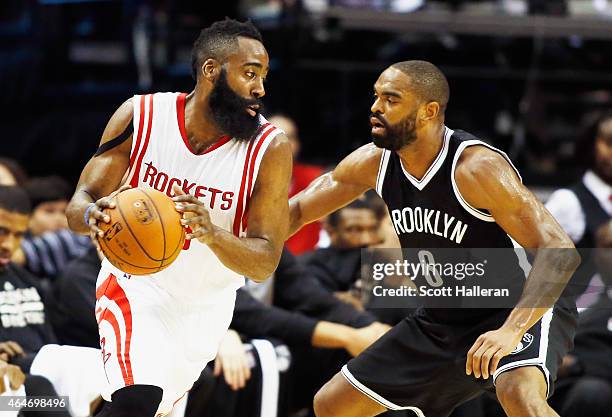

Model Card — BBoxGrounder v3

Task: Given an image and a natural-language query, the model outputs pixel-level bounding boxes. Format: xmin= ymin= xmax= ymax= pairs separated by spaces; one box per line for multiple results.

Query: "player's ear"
xmin=202 ymin=59 xmax=220 ymax=81
xmin=422 ymin=102 xmax=440 ymax=121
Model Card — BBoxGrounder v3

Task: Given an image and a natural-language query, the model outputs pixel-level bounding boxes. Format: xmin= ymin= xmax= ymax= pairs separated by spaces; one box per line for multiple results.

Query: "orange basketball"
xmin=97 ymin=187 xmax=185 ymax=275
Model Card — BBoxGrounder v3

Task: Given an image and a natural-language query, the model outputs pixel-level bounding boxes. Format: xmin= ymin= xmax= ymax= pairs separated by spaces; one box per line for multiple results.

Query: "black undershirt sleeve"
xmin=94 ymin=122 xmax=133 ymax=156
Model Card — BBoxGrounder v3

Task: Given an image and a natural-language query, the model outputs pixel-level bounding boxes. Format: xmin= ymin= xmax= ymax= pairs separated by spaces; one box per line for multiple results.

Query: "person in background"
xmin=0 ymin=185 xmax=72 ymax=417
xmin=302 ymin=197 xmax=382 ymax=296
xmin=16 ymin=176 xmax=90 ymax=281
xmin=548 ymin=221 xmax=612 ymax=417
xmin=269 ymin=114 xmax=324 ymax=255
xmin=302 ymin=195 xmax=410 ymax=325
xmin=546 ymin=110 xmax=612 ymax=306
xmin=24 ymin=176 xmax=72 ymax=237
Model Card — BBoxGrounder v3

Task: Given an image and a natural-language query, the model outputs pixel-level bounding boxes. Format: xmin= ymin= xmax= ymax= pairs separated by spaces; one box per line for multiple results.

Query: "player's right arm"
xmin=288 ymin=143 xmax=382 ymax=237
xmin=66 ymin=99 xmax=134 ymax=244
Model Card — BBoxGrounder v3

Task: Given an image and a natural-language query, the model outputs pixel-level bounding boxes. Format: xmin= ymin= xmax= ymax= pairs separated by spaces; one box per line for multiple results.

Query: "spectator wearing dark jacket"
xmin=548 ymin=221 xmax=612 ymax=417
xmin=0 ymin=185 xmax=71 ymax=417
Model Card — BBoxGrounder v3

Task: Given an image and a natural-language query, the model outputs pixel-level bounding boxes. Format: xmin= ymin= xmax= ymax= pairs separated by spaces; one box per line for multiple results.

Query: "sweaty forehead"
xmin=374 ymin=67 xmax=413 ymax=95
xmin=229 ymin=37 xmax=269 ymax=68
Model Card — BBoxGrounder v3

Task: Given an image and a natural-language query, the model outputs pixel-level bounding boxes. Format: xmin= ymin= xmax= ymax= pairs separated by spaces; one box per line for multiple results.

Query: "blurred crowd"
xmin=0 ymin=110 xmax=610 ymax=417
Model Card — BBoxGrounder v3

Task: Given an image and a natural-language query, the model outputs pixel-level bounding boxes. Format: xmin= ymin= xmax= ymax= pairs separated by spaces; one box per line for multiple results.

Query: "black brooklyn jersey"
xmin=376 ymin=127 xmax=525 ymax=322
xmin=378 ymin=128 xmax=518 ymax=249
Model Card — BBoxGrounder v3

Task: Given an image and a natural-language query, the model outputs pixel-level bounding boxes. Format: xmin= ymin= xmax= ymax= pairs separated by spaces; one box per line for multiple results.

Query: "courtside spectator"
xmin=0 ymin=185 xmax=73 ymax=417
xmin=546 ymin=111 xmax=612 ymax=305
xmin=18 ymin=176 xmax=90 ymax=280
xmin=269 ymin=115 xmax=324 ymax=255
xmin=548 ymin=221 xmax=612 ymax=417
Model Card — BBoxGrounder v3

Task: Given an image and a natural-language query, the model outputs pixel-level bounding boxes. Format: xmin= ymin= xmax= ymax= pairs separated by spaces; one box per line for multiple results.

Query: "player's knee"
xmin=496 ymin=368 xmax=547 ymax=415
xmin=105 ymin=385 xmax=163 ymax=417
xmin=313 ymin=385 xmax=336 ymax=417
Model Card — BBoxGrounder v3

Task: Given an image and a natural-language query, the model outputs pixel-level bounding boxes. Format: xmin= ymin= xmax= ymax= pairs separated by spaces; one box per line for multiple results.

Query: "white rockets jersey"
xmin=100 ymin=92 xmax=283 ymax=304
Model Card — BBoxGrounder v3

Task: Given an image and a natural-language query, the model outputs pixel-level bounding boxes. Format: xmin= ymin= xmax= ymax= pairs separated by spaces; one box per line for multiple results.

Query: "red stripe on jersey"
xmin=130 ymin=94 xmax=154 ymax=188
xmin=232 ymin=123 xmax=270 ymax=236
xmin=177 ymin=92 xmax=232 ymax=155
xmin=241 ymin=127 xmax=277 ymax=231
xmin=128 ymin=95 xmax=146 ymax=170
xmin=176 ymin=93 xmax=188 ymax=144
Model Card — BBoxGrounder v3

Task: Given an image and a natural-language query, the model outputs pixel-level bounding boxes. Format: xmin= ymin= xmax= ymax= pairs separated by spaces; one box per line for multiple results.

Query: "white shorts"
xmin=95 ymin=269 xmax=236 ymax=416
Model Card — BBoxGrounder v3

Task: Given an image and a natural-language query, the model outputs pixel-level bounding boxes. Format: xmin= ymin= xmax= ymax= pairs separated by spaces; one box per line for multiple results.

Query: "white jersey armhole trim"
xmin=375 ymin=150 xmax=390 ymax=197
xmin=341 ymin=365 xmax=425 ymax=415
xmin=451 ymin=139 xmax=522 ymax=223
xmin=249 ymin=127 xmax=284 ymax=195
xmin=238 ymin=126 xmax=284 ymax=237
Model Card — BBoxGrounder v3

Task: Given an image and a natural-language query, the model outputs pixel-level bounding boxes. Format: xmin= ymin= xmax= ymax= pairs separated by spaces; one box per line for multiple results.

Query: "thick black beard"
xmin=371 ymin=112 xmax=417 ymax=151
xmin=209 ymin=69 xmax=264 ymax=141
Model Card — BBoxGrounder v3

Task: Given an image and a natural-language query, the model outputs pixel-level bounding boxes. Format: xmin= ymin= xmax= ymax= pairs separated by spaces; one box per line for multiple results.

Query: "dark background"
xmin=1 ymin=0 xmax=611 ymax=190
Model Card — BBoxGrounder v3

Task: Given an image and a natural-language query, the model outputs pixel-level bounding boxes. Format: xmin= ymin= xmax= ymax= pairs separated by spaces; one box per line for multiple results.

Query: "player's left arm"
xmin=174 ymin=135 xmax=292 ymax=282
xmin=456 ymin=146 xmax=581 ymax=379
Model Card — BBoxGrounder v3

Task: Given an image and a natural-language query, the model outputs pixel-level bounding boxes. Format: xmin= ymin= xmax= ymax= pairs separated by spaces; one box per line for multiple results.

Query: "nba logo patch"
xmin=510 ymin=333 xmax=534 ymax=355
xmin=132 ymin=199 xmax=156 ymax=224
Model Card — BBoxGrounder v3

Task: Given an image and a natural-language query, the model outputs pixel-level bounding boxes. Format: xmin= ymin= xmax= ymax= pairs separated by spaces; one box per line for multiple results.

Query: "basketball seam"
xmin=99 ymin=239 xmax=163 ymax=271
xmin=140 ymin=189 xmax=168 ymax=272
xmin=116 ymin=189 xmax=165 ymax=262
xmin=162 ymin=231 xmax=184 ymax=268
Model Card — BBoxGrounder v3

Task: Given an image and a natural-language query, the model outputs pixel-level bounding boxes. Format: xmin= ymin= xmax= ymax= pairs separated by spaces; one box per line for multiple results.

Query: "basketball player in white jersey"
xmin=66 ymin=19 xmax=292 ymax=417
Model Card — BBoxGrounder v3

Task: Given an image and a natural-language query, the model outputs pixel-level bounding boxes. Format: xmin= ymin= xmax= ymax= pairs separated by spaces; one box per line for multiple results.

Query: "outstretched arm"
xmin=175 ymin=135 xmax=293 ymax=282
xmin=289 ymin=144 xmax=382 ymax=237
xmin=456 ymin=146 xmax=580 ymax=379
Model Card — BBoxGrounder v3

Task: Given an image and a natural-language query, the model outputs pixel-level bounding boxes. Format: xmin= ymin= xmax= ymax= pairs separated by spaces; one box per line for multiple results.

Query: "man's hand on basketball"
xmin=86 ymin=184 xmax=132 ymax=254
xmin=172 ymin=185 xmax=216 ymax=245
xmin=214 ymin=330 xmax=251 ymax=391
xmin=466 ymin=327 xmax=523 ymax=379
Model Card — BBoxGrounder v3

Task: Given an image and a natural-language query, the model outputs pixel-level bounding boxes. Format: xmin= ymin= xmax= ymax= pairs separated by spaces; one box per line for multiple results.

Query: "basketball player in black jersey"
xmin=288 ymin=61 xmax=580 ymax=417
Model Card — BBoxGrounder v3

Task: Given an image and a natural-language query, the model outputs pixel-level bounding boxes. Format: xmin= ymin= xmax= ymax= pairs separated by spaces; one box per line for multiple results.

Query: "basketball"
xmin=97 ymin=187 xmax=185 ymax=275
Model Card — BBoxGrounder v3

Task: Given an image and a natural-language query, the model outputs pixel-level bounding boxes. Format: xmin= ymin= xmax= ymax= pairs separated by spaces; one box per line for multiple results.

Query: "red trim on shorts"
xmin=232 ymin=123 xmax=270 ymax=236
xmin=241 ymin=126 xmax=277 ymax=231
xmin=100 ymin=306 xmax=130 ymax=384
xmin=128 ymin=95 xmax=146 ymax=171
xmin=176 ymin=93 xmax=231 ymax=155
xmin=130 ymin=94 xmax=154 ymax=188
xmin=97 ymin=274 xmax=135 ymax=386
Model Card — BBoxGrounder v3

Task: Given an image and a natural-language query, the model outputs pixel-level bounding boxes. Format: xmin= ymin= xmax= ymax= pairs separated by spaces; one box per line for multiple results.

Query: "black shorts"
xmin=343 ymin=304 xmax=577 ymax=417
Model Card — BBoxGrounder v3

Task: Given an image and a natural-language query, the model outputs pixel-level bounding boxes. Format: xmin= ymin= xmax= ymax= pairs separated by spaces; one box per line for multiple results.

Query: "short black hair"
xmin=191 ymin=18 xmax=263 ymax=80
xmin=391 ymin=60 xmax=450 ymax=112
xmin=328 ymin=198 xmax=378 ymax=228
xmin=576 ymin=109 xmax=612 ymax=167
xmin=0 ymin=186 xmax=31 ymax=214
xmin=24 ymin=176 xmax=72 ymax=209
